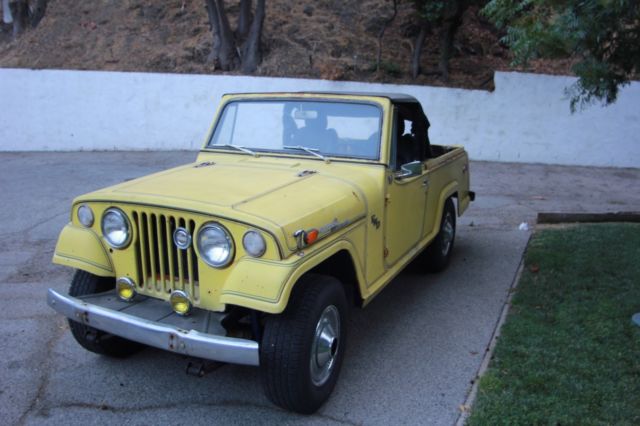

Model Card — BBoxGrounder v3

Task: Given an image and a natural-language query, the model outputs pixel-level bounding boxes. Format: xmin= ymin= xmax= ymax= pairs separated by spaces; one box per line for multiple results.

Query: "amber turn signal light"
xmin=304 ymin=229 xmax=319 ymax=245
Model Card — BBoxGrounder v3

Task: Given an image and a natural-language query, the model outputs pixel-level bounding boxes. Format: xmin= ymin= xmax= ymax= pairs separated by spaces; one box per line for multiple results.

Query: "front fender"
xmin=52 ymin=223 xmax=115 ymax=277
xmin=220 ymin=238 xmax=365 ymax=314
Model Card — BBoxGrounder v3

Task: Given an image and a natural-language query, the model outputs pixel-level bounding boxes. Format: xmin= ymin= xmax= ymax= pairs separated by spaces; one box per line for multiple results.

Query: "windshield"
xmin=208 ymin=100 xmax=382 ymax=160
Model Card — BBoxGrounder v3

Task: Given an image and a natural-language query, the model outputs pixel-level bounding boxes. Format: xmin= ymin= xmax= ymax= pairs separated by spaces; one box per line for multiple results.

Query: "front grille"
xmin=132 ymin=210 xmax=199 ymax=300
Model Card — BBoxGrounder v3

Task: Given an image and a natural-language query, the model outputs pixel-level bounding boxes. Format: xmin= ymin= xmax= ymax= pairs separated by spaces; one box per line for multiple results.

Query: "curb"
xmin=537 ymin=211 xmax=640 ymax=224
xmin=454 ymin=235 xmax=530 ymax=426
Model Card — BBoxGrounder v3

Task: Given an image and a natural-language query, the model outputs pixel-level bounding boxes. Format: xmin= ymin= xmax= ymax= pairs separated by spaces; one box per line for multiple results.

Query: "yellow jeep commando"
xmin=48 ymin=92 xmax=474 ymax=414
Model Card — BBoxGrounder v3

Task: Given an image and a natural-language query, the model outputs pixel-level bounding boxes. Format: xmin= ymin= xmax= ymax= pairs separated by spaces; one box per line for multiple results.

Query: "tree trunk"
xmin=29 ymin=0 xmax=47 ymax=27
xmin=376 ymin=0 xmax=397 ymax=73
xmin=237 ymin=0 xmax=252 ymax=40
xmin=204 ymin=0 xmax=265 ymax=73
xmin=204 ymin=0 xmax=221 ymax=64
xmin=213 ymin=0 xmax=239 ymax=70
xmin=240 ymin=0 xmax=265 ymax=73
xmin=8 ymin=0 xmax=48 ymax=36
xmin=9 ymin=0 xmax=28 ymax=36
xmin=3 ymin=0 xmax=13 ymax=24
xmin=411 ymin=21 xmax=429 ymax=78
xmin=438 ymin=1 xmax=465 ymax=82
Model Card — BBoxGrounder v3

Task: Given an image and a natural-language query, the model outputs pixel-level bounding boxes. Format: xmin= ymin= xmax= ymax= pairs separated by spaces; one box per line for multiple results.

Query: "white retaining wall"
xmin=1 ymin=68 xmax=639 ymax=168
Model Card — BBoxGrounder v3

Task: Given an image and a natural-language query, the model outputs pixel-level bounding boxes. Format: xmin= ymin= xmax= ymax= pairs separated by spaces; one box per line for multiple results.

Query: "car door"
xmin=383 ymin=107 xmax=429 ymax=267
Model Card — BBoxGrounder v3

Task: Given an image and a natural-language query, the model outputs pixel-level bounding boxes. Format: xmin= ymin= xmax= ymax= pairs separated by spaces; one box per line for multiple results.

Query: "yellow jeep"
xmin=47 ymin=92 xmax=474 ymax=413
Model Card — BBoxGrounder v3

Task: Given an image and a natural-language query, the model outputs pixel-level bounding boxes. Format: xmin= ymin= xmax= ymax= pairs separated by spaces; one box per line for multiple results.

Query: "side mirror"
xmin=395 ymin=160 xmax=422 ymax=179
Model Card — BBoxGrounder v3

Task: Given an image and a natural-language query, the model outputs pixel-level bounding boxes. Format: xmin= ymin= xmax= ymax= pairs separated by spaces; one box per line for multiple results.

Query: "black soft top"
xmin=225 ymin=92 xmax=420 ymax=103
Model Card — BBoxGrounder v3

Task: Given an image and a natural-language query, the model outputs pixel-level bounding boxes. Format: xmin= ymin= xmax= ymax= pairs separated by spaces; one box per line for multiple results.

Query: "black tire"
xmin=424 ymin=198 xmax=456 ymax=272
xmin=260 ymin=274 xmax=348 ymax=414
xmin=68 ymin=270 xmax=143 ymax=358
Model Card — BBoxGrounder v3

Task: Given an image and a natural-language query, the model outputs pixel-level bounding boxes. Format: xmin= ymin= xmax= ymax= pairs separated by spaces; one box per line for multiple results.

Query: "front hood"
xmin=80 ymin=159 xmax=367 ymax=253
xmin=109 ymin=161 xmax=308 ymax=208
xmin=233 ymin=172 xmax=366 ymax=252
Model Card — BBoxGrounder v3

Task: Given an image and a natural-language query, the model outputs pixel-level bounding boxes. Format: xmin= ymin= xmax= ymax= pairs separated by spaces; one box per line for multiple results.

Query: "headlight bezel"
xmin=101 ymin=207 xmax=132 ymax=249
xmin=196 ymin=222 xmax=235 ymax=268
xmin=242 ymin=229 xmax=267 ymax=257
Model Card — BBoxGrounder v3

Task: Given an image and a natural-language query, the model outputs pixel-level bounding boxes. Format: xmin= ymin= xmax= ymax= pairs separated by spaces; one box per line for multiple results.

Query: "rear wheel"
xmin=424 ymin=198 xmax=456 ymax=272
xmin=260 ymin=274 xmax=347 ymax=414
xmin=68 ymin=270 xmax=143 ymax=357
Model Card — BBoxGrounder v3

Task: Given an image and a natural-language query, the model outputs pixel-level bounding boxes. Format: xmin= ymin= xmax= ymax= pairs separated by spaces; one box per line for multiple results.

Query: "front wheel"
xmin=424 ymin=198 xmax=456 ymax=272
xmin=260 ymin=274 xmax=348 ymax=414
xmin=68 ymin=270 xmax=143 ymax=357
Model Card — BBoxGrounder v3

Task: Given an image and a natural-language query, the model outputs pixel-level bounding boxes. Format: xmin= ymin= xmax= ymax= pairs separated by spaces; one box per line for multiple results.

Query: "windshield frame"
xmin=202 ymin=97 xmax=385 ymax=163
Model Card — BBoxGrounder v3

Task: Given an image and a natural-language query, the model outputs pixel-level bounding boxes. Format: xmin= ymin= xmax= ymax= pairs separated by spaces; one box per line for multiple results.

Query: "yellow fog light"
xmin=170 ymin=290 xmax=192 ymax=316
xmin=116 ymin=277 xmax=136 ymax=302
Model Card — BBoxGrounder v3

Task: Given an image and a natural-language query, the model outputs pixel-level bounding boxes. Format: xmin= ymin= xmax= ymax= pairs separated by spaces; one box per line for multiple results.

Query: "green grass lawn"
xmin=468 ymin=223 xmax=640 ymax=425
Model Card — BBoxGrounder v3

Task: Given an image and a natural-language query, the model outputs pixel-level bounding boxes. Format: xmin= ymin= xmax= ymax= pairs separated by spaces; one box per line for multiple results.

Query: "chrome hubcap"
xmin=310 ymin=305 xmax=340 ymax=386
xmin=441 ymin=212 xmax=454 ymax=256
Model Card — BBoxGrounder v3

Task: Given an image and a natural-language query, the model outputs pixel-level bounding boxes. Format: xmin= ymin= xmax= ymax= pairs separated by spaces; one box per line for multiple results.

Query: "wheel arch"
xmin=308 ymin=249 xmax=364 ymax=308
xmin=433 ymin=182 xmax=459 ymax=233
xmin=281 ymin=242 xmax=366 ymax=311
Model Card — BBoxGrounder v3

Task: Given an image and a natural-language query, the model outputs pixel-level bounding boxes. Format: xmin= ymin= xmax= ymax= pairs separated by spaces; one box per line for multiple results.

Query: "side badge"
xmin=371 ymin=215 xmax=381 ymax=229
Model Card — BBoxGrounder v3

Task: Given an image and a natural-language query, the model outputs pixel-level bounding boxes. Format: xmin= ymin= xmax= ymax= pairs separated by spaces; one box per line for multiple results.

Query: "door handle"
xmin=422 ymin=178 xmax=429 ymax=188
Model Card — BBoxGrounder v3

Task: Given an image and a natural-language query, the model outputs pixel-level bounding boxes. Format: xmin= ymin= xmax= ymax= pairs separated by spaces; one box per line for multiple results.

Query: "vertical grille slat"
xmin=133 ymin=209 xmax=200 ymax=298
xmin=165 ymin=216 xmax=176 ymax=292
xmin=190 ymin=220 xmax=199 ymax=300
xmin=156 ymin=215 xmax=167 ymax=292
xmin=139 ymin=213 xmax=150 ymax=288
xmin=147 ymin=214 xmax=159 ymax=291
xmin=133 ymin=212 xmax=144 ymax=288
xmin=186 ymin=222 xmax=195 ymax=297
xmin=176 ymin=218 xmax=186 ymax=289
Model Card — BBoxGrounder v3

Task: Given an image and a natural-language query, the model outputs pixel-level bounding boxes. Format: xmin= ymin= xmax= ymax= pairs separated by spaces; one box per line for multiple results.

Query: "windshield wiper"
xmin=283 ymin=145 xmax=328 ymax=161
xmin=220 ymin=144 xmax=257 ymax=157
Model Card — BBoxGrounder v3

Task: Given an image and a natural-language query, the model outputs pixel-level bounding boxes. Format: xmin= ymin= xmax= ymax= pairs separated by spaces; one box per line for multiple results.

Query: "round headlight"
xmin=77 ymin=204 xmax=94 ymax=227
xmin=101 ymin=208 xmax=131 ymax=249
xmin=197 ymin=223 xmax=234 ymax=268
xmin=243 ymin=230 xmax=266 ymax=257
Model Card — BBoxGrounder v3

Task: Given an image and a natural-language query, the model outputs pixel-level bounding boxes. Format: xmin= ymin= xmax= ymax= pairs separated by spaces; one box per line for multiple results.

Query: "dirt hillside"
xmin=0 ymin=0 xmax=573 ymax=90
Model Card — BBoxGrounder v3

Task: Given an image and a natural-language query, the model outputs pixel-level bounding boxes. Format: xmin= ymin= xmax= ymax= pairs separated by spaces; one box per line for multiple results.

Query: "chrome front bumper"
xmin=47 ymin=289 xmax=260 ymax=366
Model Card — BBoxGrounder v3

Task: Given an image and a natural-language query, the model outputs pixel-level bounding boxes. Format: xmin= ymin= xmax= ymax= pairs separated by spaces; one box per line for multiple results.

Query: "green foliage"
xmin=468 ymin=224 xmax=640 ymax=425
xmin=379 ymin=59 xmax=403 ymax=76
xmin=413 ymin=0 xmax=446 ymax=23
xmin=413 ymin=0 xmax=484 ymax=24
xmin=483 ymin=0 xmax=640 ymax=111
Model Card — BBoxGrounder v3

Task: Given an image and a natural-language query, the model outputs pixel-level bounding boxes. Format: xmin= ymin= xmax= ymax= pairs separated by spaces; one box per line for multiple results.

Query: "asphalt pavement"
xmin=1 ymin=152 xmax=639 ymax=426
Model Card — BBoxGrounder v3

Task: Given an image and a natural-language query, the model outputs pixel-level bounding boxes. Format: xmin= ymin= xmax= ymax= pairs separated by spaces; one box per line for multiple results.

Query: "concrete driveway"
xmin=2 ymin=152 xmax=639 ymax=426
